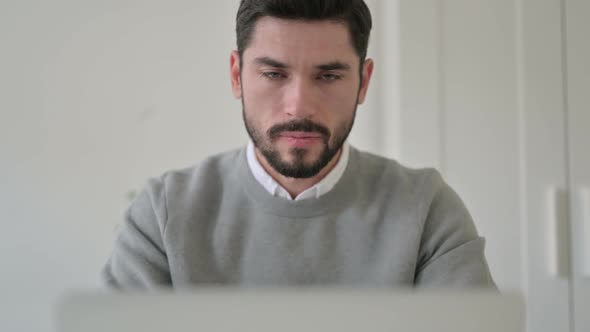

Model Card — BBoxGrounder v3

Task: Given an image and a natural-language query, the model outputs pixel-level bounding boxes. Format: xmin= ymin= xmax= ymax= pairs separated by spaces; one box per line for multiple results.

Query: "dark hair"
xmin=236 ymin=0 xmax=372 ymax=62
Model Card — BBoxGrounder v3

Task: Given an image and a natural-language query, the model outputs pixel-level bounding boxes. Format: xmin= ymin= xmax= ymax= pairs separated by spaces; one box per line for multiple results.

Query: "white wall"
xmin=0 ymin=1 xmax=398 ymax=331
xmin=1 ymin=2 xmax=239 ymax=331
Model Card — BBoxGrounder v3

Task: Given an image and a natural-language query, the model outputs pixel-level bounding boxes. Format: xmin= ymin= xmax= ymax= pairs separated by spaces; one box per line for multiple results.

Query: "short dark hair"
xmin=236 ymin=0 xmax=372 ymax=62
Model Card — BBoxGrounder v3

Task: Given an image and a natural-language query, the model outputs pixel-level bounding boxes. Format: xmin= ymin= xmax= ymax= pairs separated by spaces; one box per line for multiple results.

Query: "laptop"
xmin=56 ymin=288 xmax=525 ymax=332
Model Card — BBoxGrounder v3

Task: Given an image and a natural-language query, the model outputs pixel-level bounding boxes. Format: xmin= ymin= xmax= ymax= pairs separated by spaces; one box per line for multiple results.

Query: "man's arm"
xmin=102 ymin=177 xmax=172 ymax=288
xmin=414 ymin=171 xmax=497 ymax=289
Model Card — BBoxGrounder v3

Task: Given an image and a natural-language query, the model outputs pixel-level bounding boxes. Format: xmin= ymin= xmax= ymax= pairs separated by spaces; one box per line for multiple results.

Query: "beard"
xmin=243 ymin=105 xmax=357 ymax=179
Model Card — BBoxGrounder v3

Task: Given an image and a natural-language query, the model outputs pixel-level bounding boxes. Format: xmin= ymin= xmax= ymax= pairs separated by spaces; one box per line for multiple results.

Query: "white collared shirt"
xmin=246 ymin=140 xmax=350 ymax=201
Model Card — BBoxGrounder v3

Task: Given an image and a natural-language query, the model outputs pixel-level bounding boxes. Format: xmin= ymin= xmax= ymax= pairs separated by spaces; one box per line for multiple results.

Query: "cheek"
xmin=319 ymin=78 xmax=359 ymax=104
xmin=323 ymin=86 xmax=358 ymax=119
xmin=334 ymin=80 xmax=360 ymax=102
xmin=242 ymin=78 xmax=283 ymax=116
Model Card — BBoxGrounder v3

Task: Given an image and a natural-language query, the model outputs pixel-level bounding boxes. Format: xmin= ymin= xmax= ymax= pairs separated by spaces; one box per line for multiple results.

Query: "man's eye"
xmin=262 ymin=72 xmax=285 ymax=80
xmin=319 ymin=73 xmax=341 ymax=81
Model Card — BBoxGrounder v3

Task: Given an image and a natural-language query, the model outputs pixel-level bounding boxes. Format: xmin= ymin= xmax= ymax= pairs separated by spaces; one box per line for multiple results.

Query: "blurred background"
xmin=0 ymin=1 xmax=587 ymax=331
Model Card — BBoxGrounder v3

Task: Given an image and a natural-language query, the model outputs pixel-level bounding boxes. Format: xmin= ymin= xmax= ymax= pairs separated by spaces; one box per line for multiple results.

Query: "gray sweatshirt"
xmin=102 ymin=146 xmax=496 ymax=289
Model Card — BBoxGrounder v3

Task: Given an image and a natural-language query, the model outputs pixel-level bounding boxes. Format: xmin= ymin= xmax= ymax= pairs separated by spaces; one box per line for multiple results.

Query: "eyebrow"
xmin=254 ymin=56 xmax=289 ymax=69
xmin=253 ymin=56 xmax=351 ymax=71
xmin=316 ymin=61 xmax=351 ymax=71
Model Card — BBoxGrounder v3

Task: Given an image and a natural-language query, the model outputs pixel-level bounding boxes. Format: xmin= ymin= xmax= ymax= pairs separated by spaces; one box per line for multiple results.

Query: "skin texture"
xmin=230 ymin=16 xmax=374 ymax=198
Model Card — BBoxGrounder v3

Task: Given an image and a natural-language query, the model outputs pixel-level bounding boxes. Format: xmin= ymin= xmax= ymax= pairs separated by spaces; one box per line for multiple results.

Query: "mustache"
xmin=268 ymin=119 xmax=331 ymax=139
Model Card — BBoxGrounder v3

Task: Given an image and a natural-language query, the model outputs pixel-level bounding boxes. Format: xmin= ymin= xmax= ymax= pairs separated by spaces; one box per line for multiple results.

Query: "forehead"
xmin=243 ymin=16 xmax=358 ymax=66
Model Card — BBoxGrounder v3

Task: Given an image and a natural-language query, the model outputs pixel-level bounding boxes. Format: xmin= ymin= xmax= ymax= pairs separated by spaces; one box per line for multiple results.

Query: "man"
xmin=102 ymin=0 xmax=496 ymax=288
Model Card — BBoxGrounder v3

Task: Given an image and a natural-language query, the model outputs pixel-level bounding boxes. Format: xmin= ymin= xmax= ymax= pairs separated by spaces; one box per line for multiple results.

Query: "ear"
xmin=357 ymin=58 xmax=374 ymax=104
xmin=230 ymin=50 xmax=242 ymax=99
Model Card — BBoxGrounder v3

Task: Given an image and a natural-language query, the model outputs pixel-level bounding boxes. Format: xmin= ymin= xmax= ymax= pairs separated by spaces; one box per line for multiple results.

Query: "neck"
xmin=255 ymin=148 xmax=343 ymax=199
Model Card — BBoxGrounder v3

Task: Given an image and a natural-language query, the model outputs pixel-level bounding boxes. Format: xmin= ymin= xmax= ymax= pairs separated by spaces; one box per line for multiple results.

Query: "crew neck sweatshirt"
xmin=102 ymin=146 xmax=496 ymax=288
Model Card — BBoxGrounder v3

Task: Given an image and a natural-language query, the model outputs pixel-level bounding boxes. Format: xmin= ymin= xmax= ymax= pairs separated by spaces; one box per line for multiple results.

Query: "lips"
xmin=277 ymin=131 xmax=325 ymax=148
xmin=279 ymin=131 xmax=324 ymax=139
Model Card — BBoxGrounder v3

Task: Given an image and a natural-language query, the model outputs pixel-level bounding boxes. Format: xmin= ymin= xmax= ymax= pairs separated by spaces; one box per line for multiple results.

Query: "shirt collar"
xmin=246 ymin=140 xmax=350 ymax=201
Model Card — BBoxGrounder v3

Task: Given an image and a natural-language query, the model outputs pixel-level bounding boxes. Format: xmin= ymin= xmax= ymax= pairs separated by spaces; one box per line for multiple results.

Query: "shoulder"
xmin=354 ymin=147 xmax=475 ymax=232
xmin=141 ymin=147 xmax=245 ymax=207
xmin=351 ymin=147 xmax=443 ymax=198
xmin=160 ymin=148 xmax=243 ymax=187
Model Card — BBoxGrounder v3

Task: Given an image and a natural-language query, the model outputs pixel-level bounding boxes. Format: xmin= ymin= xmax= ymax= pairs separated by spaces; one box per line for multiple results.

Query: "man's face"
xmin=230 ymin=17 xmax=373 ymax=178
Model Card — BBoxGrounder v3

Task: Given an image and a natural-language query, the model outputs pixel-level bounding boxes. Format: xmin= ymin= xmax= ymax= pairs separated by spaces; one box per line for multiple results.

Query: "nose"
xmin=283 ymin=77 xmax=318 ymax=119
